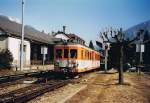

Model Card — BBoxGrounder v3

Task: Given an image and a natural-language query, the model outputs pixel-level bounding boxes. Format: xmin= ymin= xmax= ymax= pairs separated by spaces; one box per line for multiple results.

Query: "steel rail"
xmin=0 ymin=80 xmax=69 ymax=103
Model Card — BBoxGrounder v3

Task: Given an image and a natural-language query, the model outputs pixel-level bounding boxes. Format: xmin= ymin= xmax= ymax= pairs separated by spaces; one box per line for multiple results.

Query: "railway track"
xmin=0 ymin=74 xmax=25 ymax=84
xmin=0 ymin=70 xmax=52 ymax=85
xmin=0 ymin=78 xmax=26 ymax=88
xmin=0 ymin=80 xmax=69 ymax=103
xmin=0 ymin=70 xmax=98 ymax=103
xmin=0 ymin=77 xmax=43 ymax=88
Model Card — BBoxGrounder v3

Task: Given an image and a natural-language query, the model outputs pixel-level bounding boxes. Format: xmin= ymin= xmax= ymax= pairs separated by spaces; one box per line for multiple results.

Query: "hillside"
xmin=125 ymin=20 xmax=150 ymax=38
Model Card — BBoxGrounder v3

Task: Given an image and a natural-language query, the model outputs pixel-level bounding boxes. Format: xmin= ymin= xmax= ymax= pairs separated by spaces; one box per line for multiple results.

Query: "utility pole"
xmin=138 ymin=36 xmax=142 ymax=75
xmin=140 ymin=34 xmax=143 ymax=65
xmin=104 ymin=44 xmax=108 ymax=72
xmin=139 ymin=30 xmax=144 ymax=75
xmin=20 ymin=0 xmax=25 ymax=70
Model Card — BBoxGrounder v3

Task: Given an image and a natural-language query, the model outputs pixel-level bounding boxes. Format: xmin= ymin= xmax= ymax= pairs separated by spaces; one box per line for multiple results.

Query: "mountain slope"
xmin=125 ymin=20 xmax=150 ymax=38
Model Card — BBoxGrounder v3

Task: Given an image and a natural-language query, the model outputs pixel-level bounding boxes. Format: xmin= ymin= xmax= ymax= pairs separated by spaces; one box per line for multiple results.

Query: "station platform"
xmin=0 ymin=64 xmax=54 ymax=76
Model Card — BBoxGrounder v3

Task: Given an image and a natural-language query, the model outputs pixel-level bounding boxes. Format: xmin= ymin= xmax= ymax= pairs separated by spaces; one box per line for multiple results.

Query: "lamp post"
xmin=20 ymin=0 xmax=25 ymax=70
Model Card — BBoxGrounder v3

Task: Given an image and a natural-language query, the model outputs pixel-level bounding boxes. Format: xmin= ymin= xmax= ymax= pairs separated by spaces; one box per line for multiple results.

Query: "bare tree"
xmin=100 ymin=27 xmax=141 ymax=84
xmin=89 ymin=40 xmax=94 ymax=49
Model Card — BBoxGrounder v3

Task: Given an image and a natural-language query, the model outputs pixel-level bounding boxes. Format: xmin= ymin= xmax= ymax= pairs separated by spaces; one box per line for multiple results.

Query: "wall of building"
xmin=7 ymin=37 xmax=30 ymax=68
xmin=0 ymin=36 xmax=8 ymax=51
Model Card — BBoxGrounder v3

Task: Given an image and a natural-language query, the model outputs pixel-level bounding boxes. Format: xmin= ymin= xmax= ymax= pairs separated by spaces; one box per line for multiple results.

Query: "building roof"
xmin=53 ymin=31 xmax=71 ymax=39
xmin=54 ymin=31 xmax=85 ymax=42
xmin=67 ymin=34 xmax=85 ymax=42
xmin=0 ymin=15 xmax=60 ymax=44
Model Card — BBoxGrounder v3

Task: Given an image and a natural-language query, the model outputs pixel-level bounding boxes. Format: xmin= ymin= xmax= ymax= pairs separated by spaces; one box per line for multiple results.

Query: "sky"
xmin=0 ymin=0 xmax=150 ymax=44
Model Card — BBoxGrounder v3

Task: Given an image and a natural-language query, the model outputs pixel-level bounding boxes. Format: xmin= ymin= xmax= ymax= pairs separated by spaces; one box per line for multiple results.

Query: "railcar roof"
xmin=55 ymin=43 xmax=100 ymax=54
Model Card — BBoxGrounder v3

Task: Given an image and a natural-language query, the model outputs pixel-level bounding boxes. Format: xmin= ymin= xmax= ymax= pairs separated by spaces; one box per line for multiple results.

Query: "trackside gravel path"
xmin=65 ymin=72 xmax=150 ymax=103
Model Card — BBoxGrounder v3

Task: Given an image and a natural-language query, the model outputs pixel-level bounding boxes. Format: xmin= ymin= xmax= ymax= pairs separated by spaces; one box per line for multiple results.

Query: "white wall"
xmin=7 ymin=37 xmax=30 ymax=68
xmin=55 ymin=33 xmax=69 ymax=40
xmin=0 ymin=37 xmax=8 ymax=51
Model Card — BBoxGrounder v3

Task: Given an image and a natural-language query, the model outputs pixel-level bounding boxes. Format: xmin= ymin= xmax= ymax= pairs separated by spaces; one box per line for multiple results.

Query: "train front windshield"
xmin=56 ymin=49 xmax=62 ymax=59
xmin=64 ymin=49 xmax=69 ymax=58
xmin=55 ymin=49 xmax=77 ymax=59
xmin=70 ymin=49 xmax=77 ymax=58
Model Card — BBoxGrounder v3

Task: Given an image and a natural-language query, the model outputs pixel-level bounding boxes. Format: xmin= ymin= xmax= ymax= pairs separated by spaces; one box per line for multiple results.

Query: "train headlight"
xmin=72 ymin=61 xmax=78 ymax=68
xmin=76 ymin=63 xmax=79 ymax=67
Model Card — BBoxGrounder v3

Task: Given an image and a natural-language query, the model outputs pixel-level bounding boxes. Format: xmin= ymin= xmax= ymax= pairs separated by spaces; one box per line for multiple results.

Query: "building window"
xmin=0 ymin=30 xmax=5 ymax=35
xmin=20 ymin=44 xmax=26 ymax=52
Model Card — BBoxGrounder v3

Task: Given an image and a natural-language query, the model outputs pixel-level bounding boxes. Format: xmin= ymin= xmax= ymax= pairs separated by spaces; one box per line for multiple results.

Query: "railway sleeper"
xmin=0 ymin=80 xmax=69 ymax=103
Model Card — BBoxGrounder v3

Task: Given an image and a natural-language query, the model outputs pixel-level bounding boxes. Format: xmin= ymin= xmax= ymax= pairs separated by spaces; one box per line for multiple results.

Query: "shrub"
xmin=0 ymin=49 xmax=13 ymax=69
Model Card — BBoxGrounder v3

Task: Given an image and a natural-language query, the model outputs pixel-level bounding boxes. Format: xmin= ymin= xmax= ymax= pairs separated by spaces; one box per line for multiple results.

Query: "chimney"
xmin=63 ymin=26 xmax=66 ymax=34
xmin=51 ymin=31 xmax=55 ymax=35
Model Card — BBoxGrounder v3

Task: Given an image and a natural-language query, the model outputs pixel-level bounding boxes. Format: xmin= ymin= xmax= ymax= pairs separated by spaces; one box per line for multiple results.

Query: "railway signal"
xmin=41 ymin=46 xmax=48 ymax=68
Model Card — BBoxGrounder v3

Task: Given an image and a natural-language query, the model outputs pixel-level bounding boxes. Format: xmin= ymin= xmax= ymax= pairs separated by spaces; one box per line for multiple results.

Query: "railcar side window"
xmin=64 ymin=49 xmax=69 ymax=58
xmin=89 ymin=53 xmax=91 ymax=60
xmin=56 ymin=49 xmax=62 ymax=58
xmin=81 ymin=50 xmax=84 ymax=59
xmin=85 ymin=51 xmax=87 ymax=59
xmin=70 ymin=49 xmax=77 ymax=58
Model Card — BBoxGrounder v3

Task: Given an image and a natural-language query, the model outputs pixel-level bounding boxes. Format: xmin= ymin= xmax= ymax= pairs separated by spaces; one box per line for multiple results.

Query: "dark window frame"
xmin=56 ymin=49 xmax=62 ymax=59
xmin=70 ymin=49 xmax=77 ymax=58
xmin=64 ymin=49 xmax=69 ymax=58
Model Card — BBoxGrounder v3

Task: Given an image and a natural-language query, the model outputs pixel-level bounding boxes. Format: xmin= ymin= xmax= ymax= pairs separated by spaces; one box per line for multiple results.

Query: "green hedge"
xmin=0 ymin=49 xmax=13 ymax=69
